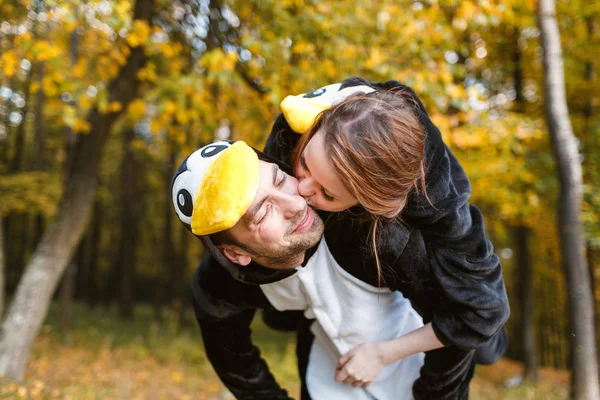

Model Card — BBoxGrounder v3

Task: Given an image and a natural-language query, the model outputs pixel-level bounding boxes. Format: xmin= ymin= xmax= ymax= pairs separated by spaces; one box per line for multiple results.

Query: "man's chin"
xmin=249 ymin=211 xmax=325 ymax=270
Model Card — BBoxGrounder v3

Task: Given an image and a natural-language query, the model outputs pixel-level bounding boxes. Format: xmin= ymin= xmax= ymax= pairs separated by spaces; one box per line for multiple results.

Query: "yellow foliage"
xmin=127 ymin=99 xmax=146 ymax=121
xmin=159 ymin=42 xmax=181 ymax=58
xmin=199 ymin=49 xmax=238 ymax=73
xmin=341 ymin=44 xmax=357 ymax=60
xmin=42 ymin=76 xmax=58 ymax=97
xmin=108 ymin=102 xmax=123 ymax=113
xmin=138 ymin=62 xmax=157 ymax=82
xmin=1 ymin=50 xmax=18 ymax=77
xmin=150 ymin=119 xmax=163 ymax=134
xmin=175 ymin=109 xmax=189 ymax=125
xmin=79 ymin=95 xmax=94 ymax=111
xmin=71 ymin=60 xmax=88 ymax=79
xmin=33 ymin=41 xmax=62 ymax=61
xmin=74 ymin=119 xmax=91 ymax=134
xmin=223 ymin=51 xmax=238 ymax=72
xmin=292 ymin=41 xmax=315 ymax=55
xmin=109 ymin=47 xmax=128 ymax=66
xmin=365 ymin=48 xmax=385 ymax=70
xmin=127 ymin=19 xmax=151 ymax=48
xmin=457 ymin=1 xmax=478 ymax=20
xmin=164 ymin=101 xmax=177 ymax=115
xmin=31 ymin=81 xmax=41 ymax=93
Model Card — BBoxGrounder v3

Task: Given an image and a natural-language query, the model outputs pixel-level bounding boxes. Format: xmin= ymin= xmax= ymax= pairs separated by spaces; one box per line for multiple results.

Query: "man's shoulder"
xmin=192 ymin=255 xmax=272 ymax=319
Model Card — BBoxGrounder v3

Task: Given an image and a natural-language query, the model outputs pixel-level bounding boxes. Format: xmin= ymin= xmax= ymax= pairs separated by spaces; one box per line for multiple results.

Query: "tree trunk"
xmin=164 ymin=149 xmax=176 ymax=318
xmin=34 ymin=63 xmax=45 ymax=171
xmin=11 ymin=70 xmax=32 ymax=173
xmin=537 ymin=1 xmax=600 ymax=398
xmin=86 ymin=200 xmax=102 ymax=308
xmin=516 ymin=226 xmax=538 ymax=382
xmin=0 ymin=204 xmax=5 ymax=319
xmin=13 ymin=214 xmax=29 ymax=278
xmin=177 ymin=224 xmax=191 ymax=331
xmin=117 ymin=129 xmax=142 ymax=320
xmin=0 ymin=0 xmax=154 ymax=381
xmin=1 ymin=76 xmax=16 ymax=165
xmin=59 ymin=261 xmax=77 ymax=342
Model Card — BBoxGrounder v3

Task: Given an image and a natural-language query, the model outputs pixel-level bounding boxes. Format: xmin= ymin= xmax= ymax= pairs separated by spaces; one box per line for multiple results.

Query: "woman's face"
xmin=294 ymin=130 xmax=359 ymax=212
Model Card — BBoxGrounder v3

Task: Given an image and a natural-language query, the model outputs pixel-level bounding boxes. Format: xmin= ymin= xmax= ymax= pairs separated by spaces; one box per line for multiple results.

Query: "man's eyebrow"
xmin=246 ymin=165 xmax=278 ymax=223
xmin=248 ymin=194 xmax=267 ymax=224
xmin=272 ymin=164 xmax=278 ymax=186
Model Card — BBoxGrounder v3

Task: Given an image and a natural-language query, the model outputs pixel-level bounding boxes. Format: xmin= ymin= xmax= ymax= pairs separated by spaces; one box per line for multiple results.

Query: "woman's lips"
xmin=293 ymin=207 xmax=314 ymax=234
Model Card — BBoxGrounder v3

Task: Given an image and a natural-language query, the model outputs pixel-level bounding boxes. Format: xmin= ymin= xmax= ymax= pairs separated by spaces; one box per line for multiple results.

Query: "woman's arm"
xmin=334 ymin=323 xmax=444 ymax=387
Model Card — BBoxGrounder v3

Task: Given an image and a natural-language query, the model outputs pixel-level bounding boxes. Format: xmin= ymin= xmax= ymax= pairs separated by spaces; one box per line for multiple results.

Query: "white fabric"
xmin=260 ymin=238 xmax=424 ymax=399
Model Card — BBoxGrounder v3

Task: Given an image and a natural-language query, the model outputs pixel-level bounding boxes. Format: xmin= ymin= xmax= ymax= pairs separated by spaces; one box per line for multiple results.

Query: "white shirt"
xmin=260 ymin=238 xmax=424 ymax=400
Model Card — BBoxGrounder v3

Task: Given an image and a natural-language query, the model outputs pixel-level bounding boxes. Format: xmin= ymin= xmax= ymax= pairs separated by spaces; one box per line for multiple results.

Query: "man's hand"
xmin=334 ymin=342 xmax=386 ymax=388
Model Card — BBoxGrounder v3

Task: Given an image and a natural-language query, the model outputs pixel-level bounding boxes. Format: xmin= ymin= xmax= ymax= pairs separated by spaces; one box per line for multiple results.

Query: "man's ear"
xmin=219 ymin=245 xmax=252 ymax=266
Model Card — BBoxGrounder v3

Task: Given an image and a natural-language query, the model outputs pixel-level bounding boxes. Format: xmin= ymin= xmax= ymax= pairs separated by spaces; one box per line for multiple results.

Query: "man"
xmin=172 ymin=140 xmax=425 ymax=399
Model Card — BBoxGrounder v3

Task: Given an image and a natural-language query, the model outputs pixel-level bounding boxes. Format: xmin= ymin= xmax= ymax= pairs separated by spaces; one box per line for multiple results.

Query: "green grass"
xmin=0 ymin=302 xmax=568 ymax=399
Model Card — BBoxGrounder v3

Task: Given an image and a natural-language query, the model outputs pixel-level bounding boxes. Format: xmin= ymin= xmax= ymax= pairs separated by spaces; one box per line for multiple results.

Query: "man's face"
xmin=223 ymin=160 xmax=324 ymax=268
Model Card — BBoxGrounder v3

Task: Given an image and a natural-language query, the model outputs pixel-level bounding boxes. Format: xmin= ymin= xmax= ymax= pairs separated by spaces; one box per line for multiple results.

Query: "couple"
xmin=171 ymin=77 xmax=510 ymax=399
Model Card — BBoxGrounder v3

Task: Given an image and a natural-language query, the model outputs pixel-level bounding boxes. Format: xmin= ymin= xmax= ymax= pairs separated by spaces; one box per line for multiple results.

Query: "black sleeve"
xmin=191 ymin=255 xmax=293 ymax=400
xmin=405 ymin=146 xmax=510 ymax=351
xmin=263 ymin=113 xmax=300 ymax=167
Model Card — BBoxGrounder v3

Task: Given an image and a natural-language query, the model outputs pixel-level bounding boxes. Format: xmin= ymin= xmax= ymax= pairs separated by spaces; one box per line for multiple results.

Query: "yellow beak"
xmin=191 ymin=141 xmax=259 ymax=236
xmin=280 ymin=95 xmax=330 ymax=134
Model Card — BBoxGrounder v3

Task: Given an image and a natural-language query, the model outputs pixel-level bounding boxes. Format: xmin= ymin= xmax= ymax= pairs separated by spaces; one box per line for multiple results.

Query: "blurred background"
xmin=0 ymin=0 xmax=598 ymax=399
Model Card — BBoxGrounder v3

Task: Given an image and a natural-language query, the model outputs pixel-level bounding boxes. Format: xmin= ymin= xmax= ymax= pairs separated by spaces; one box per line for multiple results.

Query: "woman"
xmin=264 ymin=77 xmax=510 ymax=399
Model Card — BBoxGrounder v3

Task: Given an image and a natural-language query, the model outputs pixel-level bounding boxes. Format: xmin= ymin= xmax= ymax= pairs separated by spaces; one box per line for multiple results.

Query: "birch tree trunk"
xmin=537 ymin=0 xmax=600 ymax=398
xmin=0 ymin=0 xmax=154 ymax=381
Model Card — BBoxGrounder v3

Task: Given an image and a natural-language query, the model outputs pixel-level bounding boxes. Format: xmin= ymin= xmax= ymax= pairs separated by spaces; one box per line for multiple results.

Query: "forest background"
xmin=0 ymin=0 xmax=598 ymax=399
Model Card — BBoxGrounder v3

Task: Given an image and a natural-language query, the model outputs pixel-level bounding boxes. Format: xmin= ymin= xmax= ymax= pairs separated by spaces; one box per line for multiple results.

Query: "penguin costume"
xmin=172 ymin=140 xmax=425 ymax=400
xmin=263 ymin=77 xmax=511 ymax=400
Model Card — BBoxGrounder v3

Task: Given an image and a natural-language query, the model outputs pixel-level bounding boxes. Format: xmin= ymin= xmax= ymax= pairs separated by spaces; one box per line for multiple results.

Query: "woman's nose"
xmin=297 ymin=177 xmax=317 ymax=198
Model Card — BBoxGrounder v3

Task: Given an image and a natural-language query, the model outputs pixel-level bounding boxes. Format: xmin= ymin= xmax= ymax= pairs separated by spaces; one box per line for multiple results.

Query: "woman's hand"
xmin=334 ymin=342 xmax=386 ymax=388
xmin=334 ymin=324 xmax=446 ymax=388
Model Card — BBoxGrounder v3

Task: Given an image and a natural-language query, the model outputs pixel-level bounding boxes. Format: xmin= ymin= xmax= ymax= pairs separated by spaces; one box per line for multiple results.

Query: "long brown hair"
xmin=293 ymin=89 xmax=429 ymax=287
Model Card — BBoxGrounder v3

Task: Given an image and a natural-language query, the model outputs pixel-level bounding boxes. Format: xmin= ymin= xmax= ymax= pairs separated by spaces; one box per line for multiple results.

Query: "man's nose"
xmin=276 ymin=192 xmax=306 ymax=219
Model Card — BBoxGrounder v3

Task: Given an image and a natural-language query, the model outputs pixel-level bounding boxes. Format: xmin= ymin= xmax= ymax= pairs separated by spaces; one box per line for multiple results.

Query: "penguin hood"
xmin=171 ymin=140 xmax=298 ymax=285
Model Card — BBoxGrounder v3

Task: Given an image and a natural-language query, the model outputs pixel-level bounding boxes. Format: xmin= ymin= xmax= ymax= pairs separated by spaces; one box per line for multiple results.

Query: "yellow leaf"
xmin=127 ymin=99 xmax=146 ymax=121
xmin=127 ymin=19 xmax=151 ymax=48
xmin=74 ymin=119 xmax=91 ymax=133
xmin=175 ymin=109 xmax=189 ymax=125
xmin=164 ymin=101 xmax=177 ymax=115
xmin=33 ymin=41 xmax=61 ymax=61
xmin=79 ymin=95 xmax=93 ymax=110
xmin=1 ymin=50 xmax=18 ymax=77
xmin=108 ymin=102 xmax=122 ymax=112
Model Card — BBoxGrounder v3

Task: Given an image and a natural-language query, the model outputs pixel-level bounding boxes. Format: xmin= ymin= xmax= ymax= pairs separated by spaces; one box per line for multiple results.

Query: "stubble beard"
xmin=253 ymin=210 xmax=325 ymax=269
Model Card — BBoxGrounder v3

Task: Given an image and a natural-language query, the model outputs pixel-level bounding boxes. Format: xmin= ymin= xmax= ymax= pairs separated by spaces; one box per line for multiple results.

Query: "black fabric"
xmin=263 ymin=77 xmax=510 ymax=399
xmin=412 ymin=347 xmax=475 ymax=400
xmin=474 ymin=327 xmax=509 ymax=365
xmin=262 ymin=309 xmax=304 ymax=332
xmin=191 ymin=255 xmax=293 ymax=399
xmin=296 ymin=316 xmax=315 ymax=400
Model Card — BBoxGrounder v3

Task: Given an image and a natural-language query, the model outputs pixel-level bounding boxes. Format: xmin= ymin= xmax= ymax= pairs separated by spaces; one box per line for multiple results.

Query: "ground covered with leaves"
xmin=0 ymin=304 xmax=569 ymax=400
